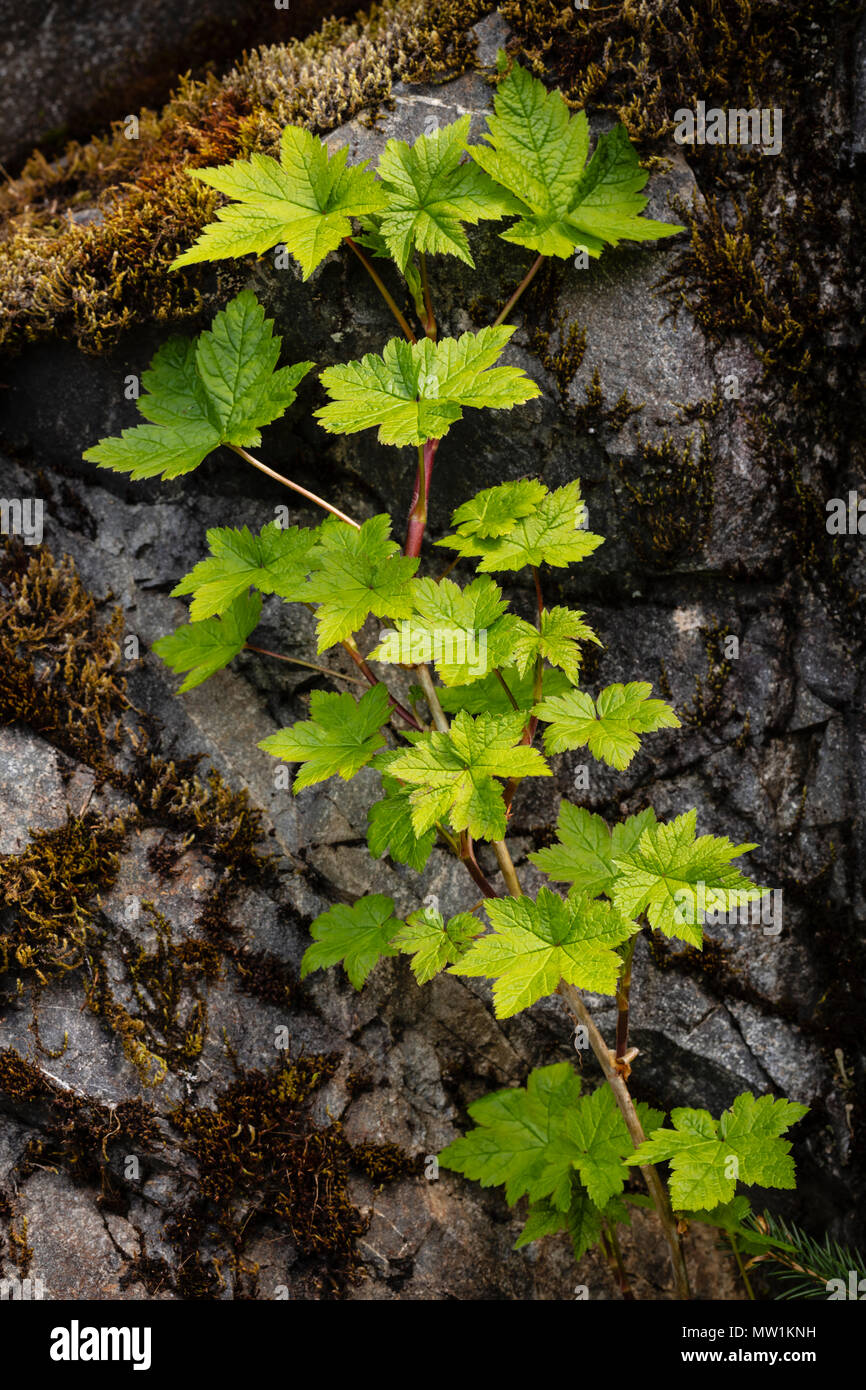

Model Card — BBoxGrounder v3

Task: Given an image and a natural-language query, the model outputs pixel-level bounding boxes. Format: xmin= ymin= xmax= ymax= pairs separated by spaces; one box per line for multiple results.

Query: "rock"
xmin=0 ymin=0 xmax=359 ymax=171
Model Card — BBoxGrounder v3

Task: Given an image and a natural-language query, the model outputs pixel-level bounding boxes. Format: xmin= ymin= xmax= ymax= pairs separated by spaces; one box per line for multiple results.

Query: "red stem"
xmin=405 ymin=438 xmax=439 ymax=557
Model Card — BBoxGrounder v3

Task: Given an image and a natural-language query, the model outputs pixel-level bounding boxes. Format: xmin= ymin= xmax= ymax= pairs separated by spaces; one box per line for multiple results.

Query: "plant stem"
xmin=415 ymin=661 xmax=450 ymax=733
xmin=405 ymin=438 xmax=439 ymax=557
xmin=419 ymin=252 xmax=437 ymax=339
xmin=602 ymin=1220 xmax=635 ymax=1300
xmin=494 ymin=667 xmax=520 ymax=712
xmin=244 ymin=644 xmax=368 ymax=686
xmin=615 ymin=934 xmax=638 ymax=1065
xmin=492 ymin=253 xmax=546 ymax=328
xmin=344 ymin=236 xmax=417 ymax=342
xmin=341 ymin=637 xmax=422 ymax=731
xmin=492 ymin=839 xmax=523 ymax=897
xmin=557 ymin=980 xmax=691 ymax=1301
xmin=531 ymin=565 xmax=544 ymax=622
xmin=459 ymin=831 xmax=499 ymax=900
xmin=229 ymin=446 xmax=361 ymax=528
xmin=730 ymin=1235 xmax=756 ymax=1300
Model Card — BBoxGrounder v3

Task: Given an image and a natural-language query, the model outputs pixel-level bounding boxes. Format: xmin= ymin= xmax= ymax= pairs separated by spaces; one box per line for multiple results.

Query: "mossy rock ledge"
xmin=0 ymin=1 xmax=863 ymax=1299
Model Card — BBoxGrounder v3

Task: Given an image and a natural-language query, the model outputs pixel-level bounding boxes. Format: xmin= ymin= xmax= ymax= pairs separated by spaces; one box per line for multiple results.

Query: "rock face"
xmin=0 ymin=7 xmax=863 ymax=1301
xmin=0 ymin=0 xmax=356 ymax=171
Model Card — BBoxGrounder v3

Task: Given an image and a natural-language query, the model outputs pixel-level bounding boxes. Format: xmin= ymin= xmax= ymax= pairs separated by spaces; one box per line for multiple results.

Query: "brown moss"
xmin=0 ymin=1048 xmax=161 ymax=1210
xmin=0 ymin=0 xmax=493 ymax=355
xmin=619 ymin=427 xmax=714 ymax=567
xmin=0 ymin=814 xmax=126 ymax=988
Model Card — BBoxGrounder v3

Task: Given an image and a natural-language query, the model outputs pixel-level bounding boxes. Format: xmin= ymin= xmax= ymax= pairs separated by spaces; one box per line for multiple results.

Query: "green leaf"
xmin=627 ymin=1093 xmax=810 ymax=1211
xmin=529 ymin=803 xmax=657 ymax=896
xmin=315 ymin=326 xmax=540 ymax=447
xmin=84 ymin=291 xmax=312 ymax=481
xmin=469 ymin=63 xmax=683 ymax=258
xmin=369 ymin=575 xmax=530 ymax=685
xmin=304 ymin=514 xmax=418 ymax=651
xmin=437 ymin=480 xmax=604 ymax=572
xmin=512 ymin=605 xmax=601 ymax=684
xmin=449 ymin=479 xmax=548 ymax=540
xmin=391 ymin=907 xmax=483 ymax=984
xmin=440 ymin=1064 xmax=660 ymax=1214
xmin=516 ymin=1174 xmax=628 ymax=1262
xmin=172 ymin=520 xmax=319 ymax=619
xmin=173 ymin=126 xmax=386 ymax=277
xmin=611 ymin=809 xmax=763 ymax=948
xmin=367 ymin=763 xmax=437 ymax=872
xmin=152 ymin=592 xmax=261 ymax=692
xmin=452 ymin=885 xmax=636 ymax=1017
xmin=258 ymin=683 xmax=390 ymax=791
xmin=533 ymin=681 xmax=680 ymax=767
xmin=376 ymin=114 xmax=520 ymax=270
xmin=437 ymin=665 xmax=572 ymax=716
xmin=301 ymin=893 xmax=401 ymax=989
xmin=382 ymin=709 xmax=550 ymax=841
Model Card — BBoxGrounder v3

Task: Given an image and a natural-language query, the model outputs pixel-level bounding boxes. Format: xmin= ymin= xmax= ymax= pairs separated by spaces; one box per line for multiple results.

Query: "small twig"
xmin=229 ymin=445 xmax=360 ymax=528
xmin=459 ymin=830 xmax=499 ymax=900
xmin=344 ymin=235 xmax=417 ymax=342
xmin=730 ymin=1235 xmax=756 ymax=1300
xmin=492 ymin=253 xmax=546 ymax=328
xmin=244 ymin=644 xmax=368 ymax=687
xmin=415 ymin=661 xmax=450 ymax=733
xmin=615 ymin=934 xmax=638 ymax=1068
xmin=493 ymin=667 xmax=520 ymax=712
xmin=405 ymin=438 xmax=439 ymax=557
xmin=341 ymin=638 xmax=422 ymax=731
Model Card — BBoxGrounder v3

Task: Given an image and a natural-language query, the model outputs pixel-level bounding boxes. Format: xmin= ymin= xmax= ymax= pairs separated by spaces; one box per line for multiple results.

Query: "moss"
xmin=677 ymin=620 xmax=735 ymax=731
xmin=619 ymin=427 xmax=714 ymax=567
xmin=0 ymin=814 xmax=126 ymax=989
xmin=0 ymin=0 xmax=493 ymax=355
xmin=165 ymin=1057 xmax=417 ymax=1296
xmin=0 ymin=1048 xmax=161 ymax=1211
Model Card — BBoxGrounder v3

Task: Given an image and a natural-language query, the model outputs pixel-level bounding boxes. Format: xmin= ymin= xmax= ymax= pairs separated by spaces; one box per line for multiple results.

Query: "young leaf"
xmin=304 ymin=514 xmax=418 ymax=651
xmin=529 ymin=803 xmax=657 ymax=897
xmin=172 ymin=521 xmax=319 ymax=620
xmin=439 ymin=1063 xmax=661 ymax=1213
xmin=439 ymin=1063 xmax=584 ymax=1211
xmin=437 ymin=480 xmax=604 ymax=572
xmin=627 ymin=1092 xmax=809 ymax=1211
xmin=516 ymin=1178 xmax=629 ymax=1262
xmin=369 ymin=575 xmax=530 ymax=685
xmin=512 ymin=605 xmax=601 ymax=684
xmin=469 ymin=62 xmax=683 ymax=258
xmin=367 ymin=763 xmax=437 ymax=872
xmin=451 ymin=885 xmax=636 ymax=1017
xmin=610 ymin=809 xmax=763 ymax=948
xmin=152 ymin=592 xmax=261 ymax=692
xmin=533 ymin=681 xmax=680 ymax=767
xmin=392 ymin=906 xmax=483 ymax=985
xmin=449 ymin=479 xmax=548 ymax=540
xmin=301 ymin=893 xmax=401 ymax=989
xmin=315 ymin=327 xmax=540 ymax=447
xmin=382 ymin=710 xmax=550 ymax=841
xmin=376 ymin=114 xmax=520 ymax=269
xmin=437 ymin=665 xmax=572 ymax=717
xmin=258 ymin=684 xmax=390 ymax=791
xmin=84 ymin=291 xmax=312 ymax=480
xmin=173 ymin=126 xmax=386 ymax=277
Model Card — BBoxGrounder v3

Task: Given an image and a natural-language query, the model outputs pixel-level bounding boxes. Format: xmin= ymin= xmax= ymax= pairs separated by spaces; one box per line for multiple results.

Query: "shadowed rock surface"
xmin=0 ymin=3 xmax=863 ymax=1300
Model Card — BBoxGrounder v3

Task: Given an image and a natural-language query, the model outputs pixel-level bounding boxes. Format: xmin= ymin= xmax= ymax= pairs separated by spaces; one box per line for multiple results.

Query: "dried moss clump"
xmin=0 ymin=815 xmax=126 ymax=988
xmin=619 ymin=428 xmax=714 ymax=567
xmin=0 ymin=1048 xmax=160 ymax=1212
xmin=164 ymin=1057 xmax=418 ymax=1296
xmin=0 ymin=0 xmax=493 ymax=355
